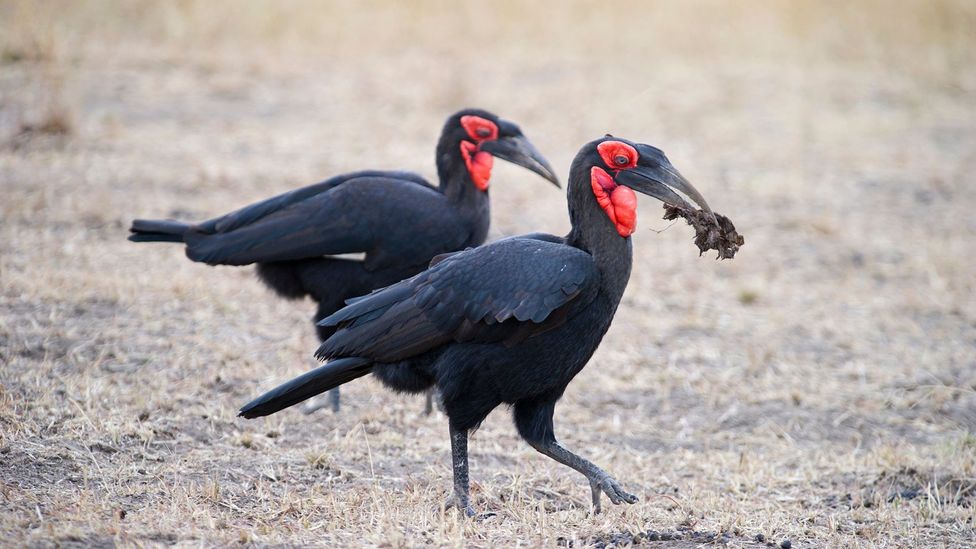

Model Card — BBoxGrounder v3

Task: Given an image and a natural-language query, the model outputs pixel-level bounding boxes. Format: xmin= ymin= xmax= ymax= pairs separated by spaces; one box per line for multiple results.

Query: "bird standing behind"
xmin=128 ymin=109 xmax=559 ymax=412
xmin=240 ymin=135 xmax=730 ymax=516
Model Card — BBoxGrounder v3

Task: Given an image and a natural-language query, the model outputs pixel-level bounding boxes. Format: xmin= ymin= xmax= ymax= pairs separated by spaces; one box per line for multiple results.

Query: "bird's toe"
xmin=473 ymin=510 xmax=496 ymax=521
xmin=597 ymin=476 xmax=637 ymax=506
xmin=442 ymin=493 xmax=478 ymax=518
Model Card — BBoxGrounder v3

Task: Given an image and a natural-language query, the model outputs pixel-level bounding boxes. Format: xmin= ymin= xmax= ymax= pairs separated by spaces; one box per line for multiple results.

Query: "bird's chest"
xmin=479 ymin=293 xmax=618 ymax=401
xmin=545 ymin=297 xmax=617 ymax=376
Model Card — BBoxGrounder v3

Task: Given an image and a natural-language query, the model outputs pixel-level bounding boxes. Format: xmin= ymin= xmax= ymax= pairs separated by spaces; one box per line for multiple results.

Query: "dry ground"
xmin=2 ymin=1 xmax=975 ymax=547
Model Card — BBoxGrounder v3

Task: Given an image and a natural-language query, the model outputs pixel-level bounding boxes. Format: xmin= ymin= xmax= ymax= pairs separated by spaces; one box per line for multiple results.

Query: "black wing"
xmin=181 ymin=170 xmax=440 ymax=266
xmin=195 ymin=170 xmax=427 ymax=234
xmin=315 ymin=236 xmax=599 ymax=363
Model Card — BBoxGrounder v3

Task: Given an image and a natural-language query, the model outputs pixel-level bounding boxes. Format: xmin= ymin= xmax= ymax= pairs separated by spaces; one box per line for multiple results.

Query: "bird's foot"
xmin=442 ymin=493 xmax=477 ymax=518
xmin=300 ymin=395 xmax=331 ymax=415
xmin=589 ymin=475 xmax=638 ymax=514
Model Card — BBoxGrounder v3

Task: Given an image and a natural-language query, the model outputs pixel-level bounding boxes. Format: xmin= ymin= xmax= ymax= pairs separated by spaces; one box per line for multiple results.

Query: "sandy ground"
xmin=1 ymin=1 xmax=975 ymax=547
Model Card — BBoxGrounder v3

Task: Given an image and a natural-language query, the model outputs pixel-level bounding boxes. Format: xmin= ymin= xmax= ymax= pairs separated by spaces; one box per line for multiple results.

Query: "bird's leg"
xmin=328 ymin=387 xmax=341 ymax=412
xmin=531 ymin=440 xmax=638 ymax=514
xmin=516 ymin=400 xmax=637 ymax=513
xmin=313 ymin=311 xmax=341 ymax=413
xmin=299 ymin=388 xmax=341 ymax=414
xmin=445 ymin=425 xmax=476 ymax=517
xmin=424 ymin=388 xmax=445 ymax=415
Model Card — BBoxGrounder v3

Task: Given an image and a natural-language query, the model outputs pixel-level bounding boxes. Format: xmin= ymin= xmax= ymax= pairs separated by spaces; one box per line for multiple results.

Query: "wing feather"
xmin=315 ymin=236 xmax=599 ymax=363
xmin=182 ymin=171 xmax=438 ymax=266
xmin=198 ymin=170 xmax=427 ymax=234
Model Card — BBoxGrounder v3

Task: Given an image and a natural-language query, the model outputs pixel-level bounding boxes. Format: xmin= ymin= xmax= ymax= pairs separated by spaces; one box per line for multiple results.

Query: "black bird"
xmin=239 ymin=136 xmax=718 ymax=515
xmin=128 ymin=109 xmax=559 ymax=412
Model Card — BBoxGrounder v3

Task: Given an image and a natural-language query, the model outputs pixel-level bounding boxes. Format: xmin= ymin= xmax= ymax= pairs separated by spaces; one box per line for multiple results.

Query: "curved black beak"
xmin=614 ymin=146 xmax=715 ymax=222
xmin=480 ymin=134 xmax=561 ymax=188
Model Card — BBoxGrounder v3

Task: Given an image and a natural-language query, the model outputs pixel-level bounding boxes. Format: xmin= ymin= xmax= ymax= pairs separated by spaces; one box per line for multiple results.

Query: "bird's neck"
xmin=567 ymin=182 xmax=634 ymax=301
xmin=435 ymin=141 xmax=491 ymax=243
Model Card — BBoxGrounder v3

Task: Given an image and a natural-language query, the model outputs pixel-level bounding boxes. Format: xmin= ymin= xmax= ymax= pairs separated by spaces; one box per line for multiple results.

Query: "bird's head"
xmin=439 ymin=109 xmax=560 ymax=192
xmin=571 ymin=136 xmax=713 ymax=238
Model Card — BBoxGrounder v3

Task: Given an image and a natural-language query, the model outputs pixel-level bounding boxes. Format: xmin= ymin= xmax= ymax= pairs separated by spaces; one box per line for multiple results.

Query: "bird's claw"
xmin=590 ymin=475 xmax=638 ymax=513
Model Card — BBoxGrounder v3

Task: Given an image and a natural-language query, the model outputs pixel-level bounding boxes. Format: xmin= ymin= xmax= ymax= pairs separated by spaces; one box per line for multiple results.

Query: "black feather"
xmin=312 ymin=236 xmax=598 ymax=364
xmin=238 ymin=357 xmax=372 ymax=418
xmin=128 ymin=219 xmax=190 ymax=243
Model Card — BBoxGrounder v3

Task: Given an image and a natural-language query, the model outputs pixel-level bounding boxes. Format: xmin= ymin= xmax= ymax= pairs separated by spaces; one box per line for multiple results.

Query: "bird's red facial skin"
xmin=459 ymin=116 xmax=499 ymax=191
xmin=460 ymin=116 xmax=499 ymax=142
xmin=461 ymin=141 xmax=494 ymax=191
xmin=591 ymin=167 xmax=637 ymax=237
xmin=597 ymin=141 xmax=638 ymax=170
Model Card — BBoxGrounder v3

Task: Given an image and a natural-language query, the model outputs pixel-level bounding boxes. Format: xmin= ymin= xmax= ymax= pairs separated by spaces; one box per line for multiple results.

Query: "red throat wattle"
xmin=460 ymin=141 xmax=493 ymax=191
xmin=591 ymin=167 xmax=637 ymax=237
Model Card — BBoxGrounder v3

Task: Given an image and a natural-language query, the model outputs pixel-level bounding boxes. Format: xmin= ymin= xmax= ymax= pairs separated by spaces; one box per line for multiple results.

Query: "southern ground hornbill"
xmin=128 ymin=109 xmax=559 ymax=412
xmin=240 ymin=136 xmax=729 ymax=516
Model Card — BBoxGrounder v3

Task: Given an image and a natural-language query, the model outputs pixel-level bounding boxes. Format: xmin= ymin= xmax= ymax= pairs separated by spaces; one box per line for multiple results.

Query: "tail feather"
xmin=238 ymin=357 xmax=372 ymax=418
xmin=128 ymin=219 xmax=192 ymax=243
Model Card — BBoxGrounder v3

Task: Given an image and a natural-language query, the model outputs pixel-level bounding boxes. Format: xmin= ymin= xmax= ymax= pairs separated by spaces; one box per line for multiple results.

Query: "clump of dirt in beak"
xmin=663 ymin=204 xmax=744 ymax=259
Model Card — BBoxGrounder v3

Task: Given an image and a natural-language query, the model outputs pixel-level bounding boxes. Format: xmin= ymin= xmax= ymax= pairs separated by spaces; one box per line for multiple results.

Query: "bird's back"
xmin=316 ymin=235 xmax=601 ymax=364
xmin=180 ymin=172 xmax=474 ymax=269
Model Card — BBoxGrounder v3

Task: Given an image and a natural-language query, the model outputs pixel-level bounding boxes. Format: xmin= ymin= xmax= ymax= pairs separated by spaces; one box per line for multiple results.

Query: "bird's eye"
xmin=460 ymin=115 xmax=499 ymax=142
xmin=597 ymin=140 xmax=639 ymax=170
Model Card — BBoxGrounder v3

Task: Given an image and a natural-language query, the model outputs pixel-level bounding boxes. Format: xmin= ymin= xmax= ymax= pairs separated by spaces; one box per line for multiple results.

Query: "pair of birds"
xmin=130 ymin=108 xmax=718 ymax=516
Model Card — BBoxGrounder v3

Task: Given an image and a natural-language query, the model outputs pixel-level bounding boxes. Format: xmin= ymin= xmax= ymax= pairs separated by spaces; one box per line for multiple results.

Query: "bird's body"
xmin=256 ymin=255 xmax=426 ymax=343
xmin=238 ymin=169 xmax=490 ymax=341
xmin=242 ymin=136 xmax=722 ymax=515
xmin=129 ymin=110 xmax=558 ymax=409
xmin=315 ymin=233 xmax=629 ymax=431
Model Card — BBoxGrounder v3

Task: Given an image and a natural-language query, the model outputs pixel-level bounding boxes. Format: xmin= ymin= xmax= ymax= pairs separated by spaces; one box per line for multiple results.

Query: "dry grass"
xmin=2 ymin=0 xmax=975 ymax=547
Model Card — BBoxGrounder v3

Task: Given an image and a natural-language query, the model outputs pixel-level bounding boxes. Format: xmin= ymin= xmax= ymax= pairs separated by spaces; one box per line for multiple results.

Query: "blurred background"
xmin=2 ymin=1 xmax=974 ymax=546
